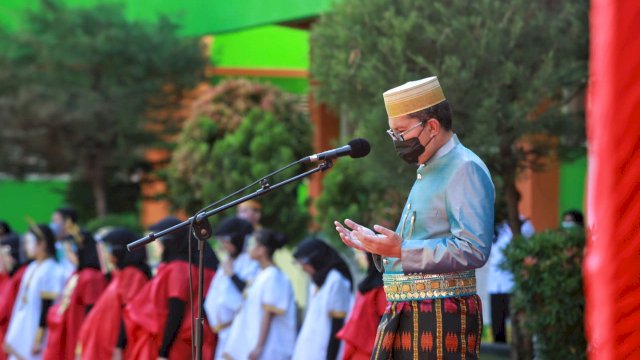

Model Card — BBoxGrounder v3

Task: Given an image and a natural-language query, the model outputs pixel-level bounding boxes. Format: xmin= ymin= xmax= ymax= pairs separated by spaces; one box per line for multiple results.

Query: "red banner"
xmin=585 ymin=1 xmax=640 ymax=359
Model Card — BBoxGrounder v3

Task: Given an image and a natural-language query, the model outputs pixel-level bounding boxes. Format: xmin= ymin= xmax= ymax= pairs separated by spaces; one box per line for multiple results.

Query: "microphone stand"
xmin=127 ymin=159 xmax=334 ymax=360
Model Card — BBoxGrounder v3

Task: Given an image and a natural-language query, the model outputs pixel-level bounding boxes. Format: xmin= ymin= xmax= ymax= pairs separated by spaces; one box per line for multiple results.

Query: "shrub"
xmin=503 ymin=229 xmax=586 ymax=359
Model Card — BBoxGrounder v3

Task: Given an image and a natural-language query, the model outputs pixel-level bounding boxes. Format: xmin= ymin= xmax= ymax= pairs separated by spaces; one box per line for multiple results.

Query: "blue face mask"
xmin=49 ymin=222 xmax=62 ymax=237
xmin=561 ymin=221 xmax=576 ymax=229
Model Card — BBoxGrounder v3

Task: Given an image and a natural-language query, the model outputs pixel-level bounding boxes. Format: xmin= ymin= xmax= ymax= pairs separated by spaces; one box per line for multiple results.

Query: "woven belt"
xmin=383 ymin=270 xmax=476 ymax=301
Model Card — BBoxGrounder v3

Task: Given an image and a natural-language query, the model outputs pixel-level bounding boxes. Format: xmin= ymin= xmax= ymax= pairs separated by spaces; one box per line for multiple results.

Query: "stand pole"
xmin=194 ymin=237 xmax=205 ymax=360
xmin=126 ymin=160 xmax=334 ymax=360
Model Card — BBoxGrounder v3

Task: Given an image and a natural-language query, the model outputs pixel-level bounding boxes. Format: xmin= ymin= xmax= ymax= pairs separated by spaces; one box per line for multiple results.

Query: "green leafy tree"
xmin=166 ymin=79 xmax=312 ymax=242
xmin=311 ymin=0 xmax=587 ymax=356
xmin=0 ymin=0 xmax=206 ymax=218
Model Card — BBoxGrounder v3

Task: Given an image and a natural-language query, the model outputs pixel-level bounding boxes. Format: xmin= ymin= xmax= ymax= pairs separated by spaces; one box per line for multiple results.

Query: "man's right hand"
xmin=334 ymin=220 xmax=369 ymax=251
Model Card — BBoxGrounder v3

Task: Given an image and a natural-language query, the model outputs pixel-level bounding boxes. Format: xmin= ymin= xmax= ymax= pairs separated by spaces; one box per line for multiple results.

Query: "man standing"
xmin=336 ymin=76 xmax=495 ymax=359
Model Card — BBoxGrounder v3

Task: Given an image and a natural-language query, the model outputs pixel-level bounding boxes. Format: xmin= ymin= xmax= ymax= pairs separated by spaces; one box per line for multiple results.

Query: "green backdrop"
xmin=0 ymin=179 xmax=68 ymax=233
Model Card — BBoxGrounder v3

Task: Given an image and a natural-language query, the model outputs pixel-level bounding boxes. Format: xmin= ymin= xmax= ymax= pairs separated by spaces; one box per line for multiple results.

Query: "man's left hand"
xmin=337 ymin=219 xmax=402 ymax=258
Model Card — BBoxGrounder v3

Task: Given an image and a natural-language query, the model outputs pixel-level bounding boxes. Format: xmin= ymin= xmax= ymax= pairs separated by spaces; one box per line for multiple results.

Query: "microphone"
xmin=301 ymin=138 xmax=371 ymax=163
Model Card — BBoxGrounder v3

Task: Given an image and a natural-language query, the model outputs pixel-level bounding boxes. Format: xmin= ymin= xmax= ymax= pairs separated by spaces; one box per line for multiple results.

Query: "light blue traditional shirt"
xmin=377 ymin=134 xmax=495 ymax=276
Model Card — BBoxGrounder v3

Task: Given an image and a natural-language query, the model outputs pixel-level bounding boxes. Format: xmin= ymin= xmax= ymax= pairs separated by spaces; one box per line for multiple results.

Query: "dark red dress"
xmin=337 ymin=287 xmax=387 ymax=360
xmin=0 ymin=265 xmax=27 ymax=360
xmin=43 ymin=268 xmax=108 ymax=360
xmin=76 ymin=266 xmax=149 ymax=360
xmin=124 ymin=261 xmax=215 ymax=360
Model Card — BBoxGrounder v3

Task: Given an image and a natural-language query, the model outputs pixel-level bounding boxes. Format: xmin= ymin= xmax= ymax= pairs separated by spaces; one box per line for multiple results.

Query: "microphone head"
xmin=348 ymin=138 xmax=371 ymax=159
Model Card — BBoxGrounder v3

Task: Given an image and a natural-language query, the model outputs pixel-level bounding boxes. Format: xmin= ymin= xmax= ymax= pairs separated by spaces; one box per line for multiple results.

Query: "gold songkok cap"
xmin=383 ymin=76 xmax=446 ymax=118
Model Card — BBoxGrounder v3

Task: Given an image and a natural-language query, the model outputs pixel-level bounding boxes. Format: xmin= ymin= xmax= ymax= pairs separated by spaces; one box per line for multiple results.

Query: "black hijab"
xmin=0 ymin=221 xmax=12 ymax=235
xmin=150 ymin=216 xmax=195 ymax=263
xmin=77 ymin=230 xmax=102 ymax=271
xmin=30 ymin=224 xmax=56 ymax=260
xmin=149 ymin=216 xmax=219 ymax=269
xmin=294 ymin=238 xmax=353 ymax=290
xmin=102 ymin=228 xmax=152 ymax=279
xmin=255 ymin=229 xmax=287 ymax=257
xmin=0 ymin=232 xmax=23 ymax=275
xmin=358 ymin=252 xmax=383 ymax=293
xmin=214 ymin=217 xmax=253 ymax=258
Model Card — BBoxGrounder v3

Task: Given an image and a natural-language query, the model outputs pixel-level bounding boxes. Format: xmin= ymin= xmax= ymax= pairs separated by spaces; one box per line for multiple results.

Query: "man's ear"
xmin=426 ymin=118 xmax=441 ymax=135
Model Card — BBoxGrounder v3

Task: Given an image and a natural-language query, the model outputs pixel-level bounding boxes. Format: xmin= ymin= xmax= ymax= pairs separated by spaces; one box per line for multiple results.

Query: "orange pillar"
xmin=307 ymin=86 xmax=340 ymax=208
xmin=140 ymin=149 xmax=172 ymax=228
xmin=516 ymin=162 xmax=560 ymax=231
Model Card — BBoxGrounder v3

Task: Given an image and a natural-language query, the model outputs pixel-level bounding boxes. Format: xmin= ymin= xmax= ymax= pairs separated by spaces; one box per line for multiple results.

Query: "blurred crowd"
xmin=0 ymin=199 xmax=585 ymax=360
xmin=0 ymin=201 xmax=384 ymax=360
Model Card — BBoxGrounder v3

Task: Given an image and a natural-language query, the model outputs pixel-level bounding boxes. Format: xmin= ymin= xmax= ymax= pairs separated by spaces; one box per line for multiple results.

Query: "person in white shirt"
xmin=204 ymin=217 xmax=259 ymax=360
xmin=223 ymin=229 xmax=296 ymax=360
xmin=292 ymin=239 xmax=353 ymax=360
xmin=3 ymin=224 xmax=64 ymax=360
xmin=488 ymin=217 xmax=535 ymax=343
xmin=49 ymin=208 xmax=80 ymax=281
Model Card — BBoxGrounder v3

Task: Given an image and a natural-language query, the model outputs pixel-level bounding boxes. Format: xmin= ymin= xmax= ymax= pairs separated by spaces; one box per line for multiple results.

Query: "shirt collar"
xmin=418 ymin=134 xmax=459 ymax=172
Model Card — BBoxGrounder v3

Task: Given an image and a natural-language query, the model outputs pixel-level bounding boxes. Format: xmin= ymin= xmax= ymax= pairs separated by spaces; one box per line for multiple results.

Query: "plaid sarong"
xmin=371 ymin=295 xmax=482 ymax=360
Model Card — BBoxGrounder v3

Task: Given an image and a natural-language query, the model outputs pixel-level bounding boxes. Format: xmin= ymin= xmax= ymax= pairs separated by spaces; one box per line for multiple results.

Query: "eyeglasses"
xmin=386 ymin=121 xmax=425 ymax=142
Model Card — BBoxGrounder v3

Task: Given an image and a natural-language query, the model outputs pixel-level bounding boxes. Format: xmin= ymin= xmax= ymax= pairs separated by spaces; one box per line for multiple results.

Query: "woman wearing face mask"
xmin=222 ymin=229 xmax=296 ymax=360
xmin=42 ymin=229 xmax=108 ymax=360
xmin=292 ymin=238 xmax=353 ymax=360
xmin=3 ymin=224 xmax=65 ymax=360
xmin=203 ymin=217 xmax=258 ymax=360
xmin=336 ymin=251 xmax=386 ymax=360
xmin=76 ymin=228 xmax=152 ymax=360
xmin=49 ymin=208 xmax=81 ymax=282
xmin=0 ymin=222 xmax=28 ymax=360
xmin=124 ymin=216 xmax=219 ymax=360
xmin=561 ymin=209 xmax=584 ymax=229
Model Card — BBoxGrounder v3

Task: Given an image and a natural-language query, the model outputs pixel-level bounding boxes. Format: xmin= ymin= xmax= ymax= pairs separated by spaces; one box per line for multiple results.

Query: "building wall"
xmin=559 ymin=155 xmax=587 ymax=218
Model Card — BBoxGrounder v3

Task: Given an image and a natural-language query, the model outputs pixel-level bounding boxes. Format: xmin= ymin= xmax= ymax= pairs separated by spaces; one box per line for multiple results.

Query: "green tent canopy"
xmin=0 ymin=0 xmax=337 ymax=35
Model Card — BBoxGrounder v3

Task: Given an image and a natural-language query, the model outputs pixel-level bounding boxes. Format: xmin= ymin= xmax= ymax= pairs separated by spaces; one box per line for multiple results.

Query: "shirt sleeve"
xmin=326 ymin=271 xmax=351 ymax=319
xmin=40 ymin=264 xmax=64 ymax=300
xmin=400 ymin=161 xmax=495 ymax=274
xmin=167 ymin=264 xmax=190 ymax=302
xmin=261 ymin=270 xmax=291 ymax=315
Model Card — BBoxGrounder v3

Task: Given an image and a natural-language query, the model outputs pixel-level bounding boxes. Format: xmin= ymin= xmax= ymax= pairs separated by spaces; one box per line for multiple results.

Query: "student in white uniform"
xmin=3 ymin=224 xmax=64 ymax=360
xmin=223 ymin=229 xmax=296 ymax=360
xmin=489 ymin=217 xmax=535 ymax=343
xmin=204 ymin=217 xmax=259 ymax=360
xmin=292 ymin=238 xmax=353 ymax=360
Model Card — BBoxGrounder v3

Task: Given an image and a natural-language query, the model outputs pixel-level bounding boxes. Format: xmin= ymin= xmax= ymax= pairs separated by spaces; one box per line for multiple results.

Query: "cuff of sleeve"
xmin=400 ymin=243 xmax=422 ymax=275
xmin=40 ymin=291 xmax=58 ymax=300
xmin=212 ymin=321 xmax=233 ymax=333
xmin=328 ymin=310 xmax=347 ymax=319
xmin=34 ymin=327 xmax=45 ymax=344
xmin=262 ymin=304 xmax=285 ymax=315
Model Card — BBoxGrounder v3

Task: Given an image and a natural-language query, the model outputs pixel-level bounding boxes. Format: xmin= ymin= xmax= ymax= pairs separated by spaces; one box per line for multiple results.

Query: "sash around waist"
xmin=383 ymin=270 xmax=476 ymax=301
